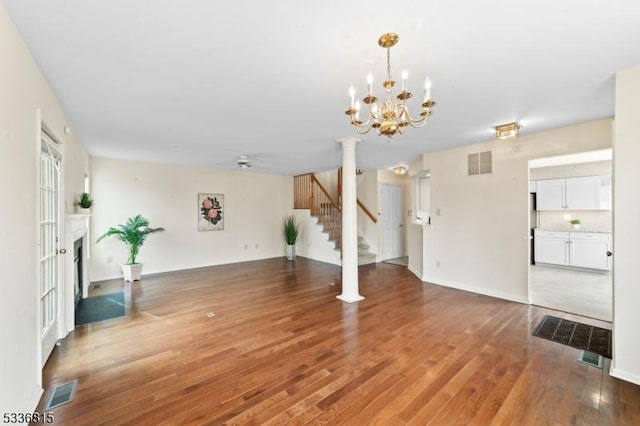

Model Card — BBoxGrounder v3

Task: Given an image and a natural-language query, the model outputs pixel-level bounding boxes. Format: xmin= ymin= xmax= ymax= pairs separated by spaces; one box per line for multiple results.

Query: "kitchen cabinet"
xmin=534 ymin=231 xmax=570 ymax=265
xmin=570 ymin=233 xmax=611 ymax=270
xmin=535 ymin=176 xmax=610 ymax=211
xmin=536 ymin=179 xmax=565 ymax=210
xmin=534 ymin=230 xmax=611 ymax=270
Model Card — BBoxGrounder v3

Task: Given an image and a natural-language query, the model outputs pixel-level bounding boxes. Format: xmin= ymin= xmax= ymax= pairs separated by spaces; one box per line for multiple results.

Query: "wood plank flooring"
xmin=38 ymin=258 xmax=640 ymax=425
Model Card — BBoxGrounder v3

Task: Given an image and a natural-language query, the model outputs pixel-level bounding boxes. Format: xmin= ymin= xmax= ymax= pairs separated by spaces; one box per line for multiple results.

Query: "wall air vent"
xmin=468 ymin=151 xmax=492 ymax=175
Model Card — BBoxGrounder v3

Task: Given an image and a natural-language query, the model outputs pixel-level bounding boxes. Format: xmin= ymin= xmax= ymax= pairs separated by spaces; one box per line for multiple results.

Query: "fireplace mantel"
xmin=62 ymin=214 xmax=91 ymax=334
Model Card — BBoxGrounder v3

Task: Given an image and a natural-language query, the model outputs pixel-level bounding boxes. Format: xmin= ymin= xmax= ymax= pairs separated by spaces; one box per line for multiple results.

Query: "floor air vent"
xmin=45 ymin=380 xmax=77 ymax=410
xmin=577 ymin=350 xmax=604 ymax=369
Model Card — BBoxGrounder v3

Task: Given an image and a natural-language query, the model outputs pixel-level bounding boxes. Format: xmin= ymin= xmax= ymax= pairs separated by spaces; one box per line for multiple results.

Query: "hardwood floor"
xmin=38 ymin=258 xmax=640 ymax=425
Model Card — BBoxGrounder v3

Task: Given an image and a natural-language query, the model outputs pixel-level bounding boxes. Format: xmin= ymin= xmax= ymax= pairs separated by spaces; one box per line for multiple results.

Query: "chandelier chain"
xmin=386 ymin=48 xmax=391 ymax=82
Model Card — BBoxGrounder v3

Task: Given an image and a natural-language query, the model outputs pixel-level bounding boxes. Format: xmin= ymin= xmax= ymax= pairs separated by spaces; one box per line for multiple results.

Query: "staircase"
xmin=295 ymin=172 xmax=378 ymax=266
xmin=357 ymin=236 xmax=376 ymax=266
xmin=313 ymin=206 xmax=376 ymax=266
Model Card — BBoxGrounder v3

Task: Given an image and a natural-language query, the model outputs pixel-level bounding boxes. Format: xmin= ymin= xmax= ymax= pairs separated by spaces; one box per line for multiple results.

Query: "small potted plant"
xmin=74 ymin=192 xmax=94 ymax=214
xmin=283 ymin=215 xmax=300 ymax=260
xmin=570 ymin=218 xmax=581 ymax=230
xmin=96 ymin=215 xmax=165 ymax=281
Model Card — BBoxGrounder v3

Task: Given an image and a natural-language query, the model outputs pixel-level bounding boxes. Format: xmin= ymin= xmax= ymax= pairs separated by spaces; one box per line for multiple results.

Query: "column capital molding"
xmin=336 ymin=136 xmax=361 ymax=146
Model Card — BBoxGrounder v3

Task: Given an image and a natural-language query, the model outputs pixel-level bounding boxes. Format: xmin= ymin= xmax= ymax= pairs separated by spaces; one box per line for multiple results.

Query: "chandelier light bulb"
xmin=367 ymin=72 xmax=374 ymax=95
xmin=401 ymin=69 xmax=408 ymax=91
xmin=349 ymin=85 xmax=355 ymax=107
xmin=424 ymin=78 xmax=432 ymax=101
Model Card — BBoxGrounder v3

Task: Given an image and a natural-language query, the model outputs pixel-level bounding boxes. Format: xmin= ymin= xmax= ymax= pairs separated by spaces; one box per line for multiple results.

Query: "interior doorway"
xmin=380 ymin=184 xmax=404 ymax=261
xmin=528 ymin=149 xmax=613 ymax=321
xmin=39 ymin=129 xmax=62 ymax=366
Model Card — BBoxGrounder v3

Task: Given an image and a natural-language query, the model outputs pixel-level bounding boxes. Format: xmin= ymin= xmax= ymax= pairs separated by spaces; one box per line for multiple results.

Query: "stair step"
xmin=358 ymin=253 xmax=376 ymax=265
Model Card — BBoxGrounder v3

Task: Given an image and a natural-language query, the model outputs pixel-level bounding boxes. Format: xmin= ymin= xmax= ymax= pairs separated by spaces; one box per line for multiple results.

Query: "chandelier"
xmin=345 ymin=33 xmax=436 ymax=138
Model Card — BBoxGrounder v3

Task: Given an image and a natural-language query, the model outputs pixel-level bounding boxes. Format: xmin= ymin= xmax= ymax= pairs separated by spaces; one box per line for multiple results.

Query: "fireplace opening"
xmin=73 ymin=238 xmax=83 ymax=305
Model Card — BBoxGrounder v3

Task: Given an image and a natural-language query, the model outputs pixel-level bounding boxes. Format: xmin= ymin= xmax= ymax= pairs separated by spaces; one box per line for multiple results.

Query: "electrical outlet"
xmin=107 ymin=256 xmax=113 ymax=263
xmin=436 ymin=208 xmax=441 ymax=216
xmin=255 ymin=243 xmax=259 ymax=249
xmin=244 ymin=244 xmax=248 ymax=250
xmin=436 ymin=260 xmax=440 ymax=267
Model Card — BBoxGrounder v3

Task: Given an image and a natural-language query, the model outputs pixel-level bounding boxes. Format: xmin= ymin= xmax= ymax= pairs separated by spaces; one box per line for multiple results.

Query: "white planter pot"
xmin=76 ymin=207 xmax=92 ymax=214
xmin=286 ymin=244 xmax=296 ymax=260
xmin=121 ymin=263 xmax=143 ymax=281
xmin=571 ymin=224 xmax=580 ymax=230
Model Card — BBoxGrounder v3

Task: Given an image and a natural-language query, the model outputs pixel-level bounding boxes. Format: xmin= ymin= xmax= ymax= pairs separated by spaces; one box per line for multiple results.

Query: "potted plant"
xmin=96 ymin=215 xmax=165 ymax=281
xmin=283 ymin=215 xmax=300 ymax=260
xmin=74 ymin=192 xmax=94 ymax=214
xmin=570 ymin=218 xmax=581 ymax=230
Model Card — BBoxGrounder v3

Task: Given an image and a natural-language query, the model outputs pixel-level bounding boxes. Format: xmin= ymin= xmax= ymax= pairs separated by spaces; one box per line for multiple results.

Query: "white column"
xmin=337 ymin=137 xmax=364 ymax=303
xmin=611 ymin=65 xmax=640 ymax=386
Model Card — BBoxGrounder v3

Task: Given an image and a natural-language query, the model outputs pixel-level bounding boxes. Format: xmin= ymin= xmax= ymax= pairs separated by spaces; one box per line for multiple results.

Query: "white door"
xmin=40 ymin=132 xmax=61 ymax=366
xmin=381 ymin=184 xmax=403 ymax=260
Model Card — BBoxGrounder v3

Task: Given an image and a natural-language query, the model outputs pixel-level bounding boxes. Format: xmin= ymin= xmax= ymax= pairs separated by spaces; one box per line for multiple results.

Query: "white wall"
xmin=0 ymin=4 xmax=89 ymax=413
xmin=293 ymin=210 xmax=341 ymax=266
xmin=314 ymin=169 xmax=339 ymax=201
xmin=356 ymin=170 xmax=379 ymax=258
xmin=409 ymin=119 xmax=611 ymax=303
xmin=612 ymin=65 xmax=640 ymax=385
xmin=90 ymin=158 xmax=293 ymax=281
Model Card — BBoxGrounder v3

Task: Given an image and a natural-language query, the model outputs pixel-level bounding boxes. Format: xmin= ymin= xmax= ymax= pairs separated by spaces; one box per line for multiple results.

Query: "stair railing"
xmin=338 ymin=168 xmax=378 ymax=223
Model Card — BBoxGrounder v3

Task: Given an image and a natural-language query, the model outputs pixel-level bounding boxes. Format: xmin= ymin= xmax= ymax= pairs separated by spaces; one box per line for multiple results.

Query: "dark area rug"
xmin=75 ymin=292 xmax=125 ymax=326
xmin=533 ymin=315 xmax=611 ymax=359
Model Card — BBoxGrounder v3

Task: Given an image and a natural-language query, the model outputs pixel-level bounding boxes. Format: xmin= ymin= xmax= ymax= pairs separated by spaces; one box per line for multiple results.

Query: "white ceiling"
xmin=4 ymin=0 xmax=640 ymax=175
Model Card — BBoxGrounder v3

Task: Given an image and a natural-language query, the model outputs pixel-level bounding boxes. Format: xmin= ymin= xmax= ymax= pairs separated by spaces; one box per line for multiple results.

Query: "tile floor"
xmin=530 ymin=264 xmax=612 ymax=322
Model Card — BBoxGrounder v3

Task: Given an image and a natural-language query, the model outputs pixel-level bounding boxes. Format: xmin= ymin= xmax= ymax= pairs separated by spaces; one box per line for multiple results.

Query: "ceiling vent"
xmin=468 ymin=151 xmax=492 ymax=175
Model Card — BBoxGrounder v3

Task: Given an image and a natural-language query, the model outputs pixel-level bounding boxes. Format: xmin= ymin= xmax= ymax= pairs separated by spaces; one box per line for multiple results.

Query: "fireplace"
xmin=73 ymin=238 xmax=83 ymax=305
xmin=64 ymin=214 xmax=90 ymax=334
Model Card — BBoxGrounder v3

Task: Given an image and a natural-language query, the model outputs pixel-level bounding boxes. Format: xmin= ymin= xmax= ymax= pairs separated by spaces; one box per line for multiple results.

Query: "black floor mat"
xmin=75 ymin=292 xmax=125 ymax=326
xmin=533 ymin=315 xmax=611 ymax=359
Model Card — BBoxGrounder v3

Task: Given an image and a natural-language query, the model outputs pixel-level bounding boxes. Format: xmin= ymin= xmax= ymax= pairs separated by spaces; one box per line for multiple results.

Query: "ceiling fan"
xmin=214 ymin=154 xmax=261 ymax=170
xmin=236 ymin=155 xmax=252 ymax=169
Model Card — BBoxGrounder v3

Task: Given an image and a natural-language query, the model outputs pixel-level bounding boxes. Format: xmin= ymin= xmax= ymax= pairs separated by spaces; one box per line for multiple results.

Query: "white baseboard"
xmin=424 ymin=278 xmax=529 ymax=305
xmin=28 ymin=386 xmax=44 ymax=413
xmin=408 ymin=264 xmax=423 ymax=280
xmin=610 ymin=366 xmax=640 ymax=386
xmin=91 ymin=255 xmax=288 ymax=283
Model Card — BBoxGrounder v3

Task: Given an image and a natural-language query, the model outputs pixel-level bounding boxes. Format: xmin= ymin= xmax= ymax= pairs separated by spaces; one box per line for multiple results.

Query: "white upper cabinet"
xmin=536 ymin=178 xmax=565 ymax=210
xmin=536 ymin=175 xmax=611 ymax=211
xmin=565 ymin=176 xmax=598 ymax=209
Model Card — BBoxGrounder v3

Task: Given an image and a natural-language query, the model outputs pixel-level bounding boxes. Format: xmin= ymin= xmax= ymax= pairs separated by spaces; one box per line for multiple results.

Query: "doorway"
xmin=528 ymin=149 xmax=613 ymax=321
xmin=39 ymin=130 xmax=62 ymax=366
xmin=380 ymin=184 xmax=404 ymax=261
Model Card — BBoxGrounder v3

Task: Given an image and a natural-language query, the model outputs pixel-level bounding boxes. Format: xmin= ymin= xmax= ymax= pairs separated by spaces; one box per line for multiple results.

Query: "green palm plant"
xmin=283 ymin=215 xmax=299 ymax=245
xmin=96 ymin=215 xmax=165 ymax=264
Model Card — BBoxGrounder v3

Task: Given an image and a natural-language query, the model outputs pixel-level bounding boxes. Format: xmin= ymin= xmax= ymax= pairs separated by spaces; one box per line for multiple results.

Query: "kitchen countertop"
xmin=534 ymin=228 xmax=611 ymax=234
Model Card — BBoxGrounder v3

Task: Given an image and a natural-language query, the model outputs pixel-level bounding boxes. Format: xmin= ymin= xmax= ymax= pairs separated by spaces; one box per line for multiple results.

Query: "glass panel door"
xmin=40 ymin=133 xmax=60 ymax=366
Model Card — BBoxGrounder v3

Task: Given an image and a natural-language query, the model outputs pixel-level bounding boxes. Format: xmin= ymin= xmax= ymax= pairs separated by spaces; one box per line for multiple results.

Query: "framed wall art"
xmin=198 ymin=193 xmax=224 ymax=231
